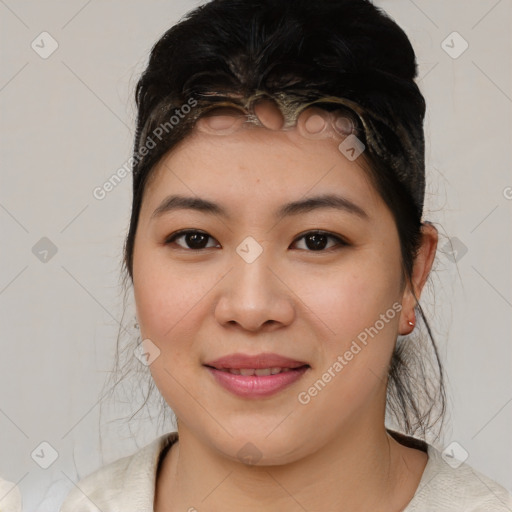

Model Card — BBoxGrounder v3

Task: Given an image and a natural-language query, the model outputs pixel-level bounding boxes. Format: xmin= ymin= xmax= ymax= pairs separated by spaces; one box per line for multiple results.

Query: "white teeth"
xmin=219 ymin=366 xmax=300 ymax=377
xmin=219 ymin=367 xmax=296 ymax=376
xmin=255 ymin=368 xmax=272 ymax=376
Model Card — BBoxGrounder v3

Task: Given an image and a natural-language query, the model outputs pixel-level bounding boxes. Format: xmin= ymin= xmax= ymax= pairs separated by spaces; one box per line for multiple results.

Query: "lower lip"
xmin=205 ymin=366 xmax=309 ymax=398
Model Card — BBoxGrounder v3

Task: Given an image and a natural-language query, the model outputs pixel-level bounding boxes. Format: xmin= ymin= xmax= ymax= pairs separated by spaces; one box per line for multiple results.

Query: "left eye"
xmin=292 ymin=230 xmax=347 ymax=251
xmin=165 ymin=230 xmax=347 ymax=251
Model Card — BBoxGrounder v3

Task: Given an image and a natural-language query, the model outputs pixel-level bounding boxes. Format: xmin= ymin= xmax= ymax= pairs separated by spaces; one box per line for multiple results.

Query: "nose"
xmin=214 ymin=251 xmax=295 ymax=332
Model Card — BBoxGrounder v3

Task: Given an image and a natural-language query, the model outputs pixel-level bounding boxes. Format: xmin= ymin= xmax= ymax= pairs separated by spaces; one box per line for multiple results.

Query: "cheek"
xmin=133 ymin=258 xmax=211 ymax=410
xmin=295 ymin=273 xmax=401 ymax=423
xmin=293 ymin=252 xmax=402 ymax=409
xmin=134 ymin=263 xmax=204 ymax=339
xmin=133 ymin=248 xmax=226 ymax=360
xmin=294 ymin=253 xmax=401 ymax=343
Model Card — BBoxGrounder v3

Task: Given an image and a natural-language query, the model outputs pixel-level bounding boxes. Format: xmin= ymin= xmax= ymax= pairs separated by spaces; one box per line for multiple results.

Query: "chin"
xmin=200 ymin=422 xmax=309 ymax=466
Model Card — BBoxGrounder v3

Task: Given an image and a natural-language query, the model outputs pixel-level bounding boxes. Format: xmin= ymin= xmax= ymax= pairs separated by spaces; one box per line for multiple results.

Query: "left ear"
xmin=399 ymin=221 xmax=438 ymax=334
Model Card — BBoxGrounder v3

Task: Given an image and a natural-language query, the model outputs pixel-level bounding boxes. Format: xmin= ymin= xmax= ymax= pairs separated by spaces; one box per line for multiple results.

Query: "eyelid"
xmin=165 ymin=229 xmax=349 ymax=251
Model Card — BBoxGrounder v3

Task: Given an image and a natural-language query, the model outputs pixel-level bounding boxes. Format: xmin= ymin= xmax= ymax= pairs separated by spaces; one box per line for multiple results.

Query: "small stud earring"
xmin=408 ymin=321 xmax=414 ymax=326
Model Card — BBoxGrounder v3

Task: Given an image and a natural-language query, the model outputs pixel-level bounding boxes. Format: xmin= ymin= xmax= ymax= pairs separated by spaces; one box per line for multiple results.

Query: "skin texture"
xmin=132 ymin=102 xmax=438 ymax=511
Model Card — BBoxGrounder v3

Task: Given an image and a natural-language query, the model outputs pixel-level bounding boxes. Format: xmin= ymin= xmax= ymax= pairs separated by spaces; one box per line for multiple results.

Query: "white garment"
xmin=59 ymin=431 xmax=512 ymax=511
xmin=0 ymin=477 xmax=23 ymax=512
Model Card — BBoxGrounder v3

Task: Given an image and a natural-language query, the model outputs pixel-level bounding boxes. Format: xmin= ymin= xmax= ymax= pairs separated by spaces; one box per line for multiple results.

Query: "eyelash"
xmin=164 ymin=229 xmax=349 ymax=252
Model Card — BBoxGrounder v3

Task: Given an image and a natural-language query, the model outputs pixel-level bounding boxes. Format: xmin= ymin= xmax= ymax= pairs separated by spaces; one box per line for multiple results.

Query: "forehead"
xmin=143 ymin=123 xmax=383 ymax=221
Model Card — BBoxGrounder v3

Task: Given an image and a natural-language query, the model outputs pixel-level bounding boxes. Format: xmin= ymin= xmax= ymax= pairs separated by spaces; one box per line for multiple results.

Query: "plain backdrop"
xmin=0 ymin=1 xmax=511 ymax=510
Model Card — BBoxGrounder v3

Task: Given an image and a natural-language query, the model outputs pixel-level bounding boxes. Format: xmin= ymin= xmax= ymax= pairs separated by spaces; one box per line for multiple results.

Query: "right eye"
xmin=165 ymin=230 xmax=220 ymax=250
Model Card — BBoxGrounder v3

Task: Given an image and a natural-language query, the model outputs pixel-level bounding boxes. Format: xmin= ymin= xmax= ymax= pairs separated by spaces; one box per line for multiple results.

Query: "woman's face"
xmin=132 ymin=117 xmax=409 ymax=464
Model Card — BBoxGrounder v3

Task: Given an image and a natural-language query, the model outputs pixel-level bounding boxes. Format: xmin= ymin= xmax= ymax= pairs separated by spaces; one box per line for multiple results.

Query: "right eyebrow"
xmin=151 ymin=195 xmax=229 ymax=220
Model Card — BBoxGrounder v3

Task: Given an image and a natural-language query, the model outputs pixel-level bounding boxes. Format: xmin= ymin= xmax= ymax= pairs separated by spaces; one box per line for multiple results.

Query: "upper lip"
xmin=204 ymin=352 xmax=309 ymax=370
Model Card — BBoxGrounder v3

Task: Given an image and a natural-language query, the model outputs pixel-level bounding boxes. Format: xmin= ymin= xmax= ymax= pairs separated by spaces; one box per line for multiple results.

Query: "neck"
xmin=155 ymin=418 xmax=427 ymax=511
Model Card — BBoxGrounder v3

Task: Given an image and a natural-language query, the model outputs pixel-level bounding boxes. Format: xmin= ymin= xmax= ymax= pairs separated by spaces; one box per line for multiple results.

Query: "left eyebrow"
xmin=275 ymin=193 xmax=369 ymax=220
xmin=150 ymin=193 xmax=369 ymax=221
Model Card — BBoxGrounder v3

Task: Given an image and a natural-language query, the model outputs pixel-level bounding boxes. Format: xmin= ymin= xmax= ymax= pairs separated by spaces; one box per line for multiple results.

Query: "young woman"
xmin=60 ymin=0 xmax=512 ymax=510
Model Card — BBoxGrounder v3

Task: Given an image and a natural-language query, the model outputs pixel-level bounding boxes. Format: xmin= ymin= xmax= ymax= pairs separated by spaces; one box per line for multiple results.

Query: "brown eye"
xmin=165 ymin=230 xmax=219 ymax=250
xmin=292 ymin=231 xmax=348 ymax=251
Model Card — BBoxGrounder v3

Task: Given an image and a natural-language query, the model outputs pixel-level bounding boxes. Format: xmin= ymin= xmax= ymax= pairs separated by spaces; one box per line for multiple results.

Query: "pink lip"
xmin=206 ymin=366 xmax=309 ymax=398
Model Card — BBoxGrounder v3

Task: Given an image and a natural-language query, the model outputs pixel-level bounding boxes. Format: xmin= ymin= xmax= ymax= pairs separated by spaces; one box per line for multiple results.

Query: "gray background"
xmin=1 ymin=1 xmax=511 ymax=510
